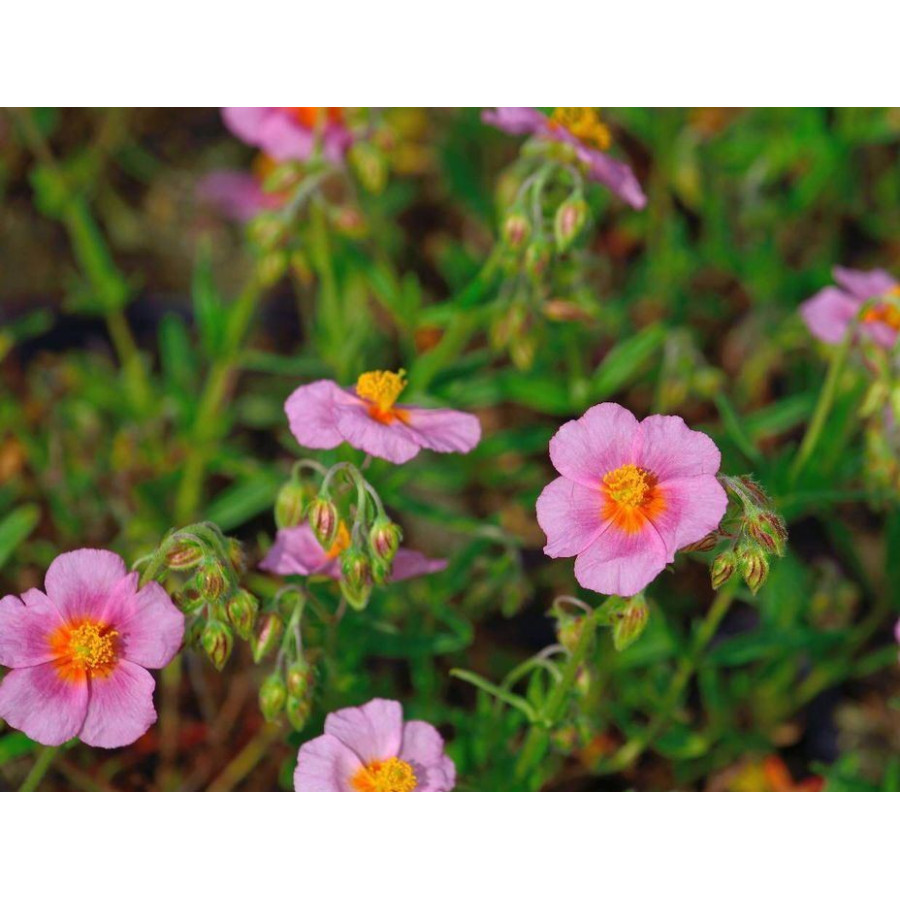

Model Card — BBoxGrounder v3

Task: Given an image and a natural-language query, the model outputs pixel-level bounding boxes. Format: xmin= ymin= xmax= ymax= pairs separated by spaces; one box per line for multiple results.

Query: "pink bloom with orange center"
xmin=259 ymin=522 xmax=446 ymax=581
xmin=294 ymin=698 xmax=455 ymax=791
xmin=285 ymin=369 xmax=481 ymax=464
xmin=800 ymin=266 xmax=900 ymax=349
xmin=536 ymin=403 xmax=728 ymax=597
xmin=222 ymin=107 xmax=352 ymax=163
xmin=0 ymin=549 xmax=184 ymax=748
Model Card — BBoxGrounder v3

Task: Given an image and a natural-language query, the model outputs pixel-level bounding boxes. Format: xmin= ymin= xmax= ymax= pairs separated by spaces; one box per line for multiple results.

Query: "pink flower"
xmin=285 ymin=370 xmax=481 ymax=464
xmin=0 ymin=549 xmax=184 ymax=748
xmin=222 ymin=107 xmax=352 ymax=164
xmin=482 ymin=107 xmax=646 ymax=210
xmin=259 ymin=522 xmax=446 ymax=581
xmin=294 ymin=698 xmax=455 ymax=791
xmin=196 ymin=170 xmax=281 ymax=222
xmin=536 ymin=403 xmax=728 ymax=597
xmin=800 ymin=266 xmax=900 ymax=349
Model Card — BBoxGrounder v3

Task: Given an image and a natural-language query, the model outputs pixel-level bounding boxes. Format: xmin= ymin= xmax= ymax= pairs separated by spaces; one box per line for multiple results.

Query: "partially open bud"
xmin=201 ymin=620 xmax=234 ymax=671
xmin=739 ymin=545 xmax=770 ymax=595
xmin=503 ymin=212 xmax=531 ymax=250
xmin=174 ymin=583 xmax=206 ymax=615
xmin=711 ymin=549 xmax=738 ymax=590
xmin=252 ymin=613 xmax=284 ymax=663
xmin=275 ymin=479 xmax=311 ymax=530
xmin=554 ymin=196 xmax=588 ymax=252
xmin=612 ymin=595 xmax=649 ymax=651
xmin=308 ymin=497 xmax=339 ymax=548
xmin=165 ymin=537 xmax=204 ymax=571
xmin=682 ymin=531 xmax=721 ymax=554
xmin=369 ymin=516 xmax=401 ymax=564
xmin=226 ymin=589 xmax=259 ymax=640
xmin=286 ymin=659 xmax=314 ymax=699
xmin=259 ymin=672 xmax=287 ymax=722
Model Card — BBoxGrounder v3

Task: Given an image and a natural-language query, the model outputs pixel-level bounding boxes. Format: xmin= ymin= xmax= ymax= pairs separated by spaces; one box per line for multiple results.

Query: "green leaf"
xmin=592 ymin=323 xmax=666 ymax=397
xmin=0 ymin=505 xmax=40 ymax=569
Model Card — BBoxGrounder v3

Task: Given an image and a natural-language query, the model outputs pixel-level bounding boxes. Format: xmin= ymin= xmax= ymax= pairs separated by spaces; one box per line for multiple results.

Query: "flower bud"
xmin=275 ymin=479 xmax=311 ymax=530
xmin=227 ymin=538 xmax=247 ymax=575
xmin=369 ymin=516 xmax=401 ymax=564
xmin=348 ymin=142 xmax=388 ymax=194
xmin=259 ymin=672 xmax=287 ymax=722
xmin=340 ymin=576 xmax=372 ymax=612
xmin=524 ymin=240 xmax=551 ymax=281
xmin=201 ymin=619 xmax=233 ymax=671
xmin=308 ymin=497 xmax=339 ymax=548
xmin=198 ymin=560 xmax=228 ymax=603
xmin=251 ymin=613 xmax=284 ymax=663
xmin=174 ymin=584 xmax=206 ymax=615
xmin=681 ymin=531 xmax=721 ymax=554
xmin=248 ymin=213 xmax=286 ymax=250
xmin=555 ymin=611 xmax=585 ymax=654
xmin=612 ymin=595 xmax=649 ymax=651
xmin=739 ymin=546 xmax=770 ymax=595
xmin=554 ymin=196 xmax=588 ymax=252
xmin=165 ymin=538 xmax=204 ymax=571
xmin=341 ymin=548 xmax=372 ymax=610
xmin=185 ymin=616 xmax=206 ymax=649
xmin=226 ymin=589 xmax=259 ymax=640
xmin=286 ymin=694 xmax=312 ymax=731
xmin=286 ymin=659 xmax=314 ymax=699
xmin=502 ymin=212 xmax=531 ymax=250
xmin=711 ymin=549 xmax=738 ymax=590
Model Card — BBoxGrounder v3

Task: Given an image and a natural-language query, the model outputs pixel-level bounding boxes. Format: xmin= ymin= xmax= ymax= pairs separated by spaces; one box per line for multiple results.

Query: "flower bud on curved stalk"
xmin=612 ymin=595 xmax=649 ymax=651
xmin=275 ymin=480 xmax=311 ymax=530
xmin=369 ymin=516 xmax=402 ymax=565
xmin=199 ymin=560 xmax=228 ymax=603
xmin=341 ymin=548 xmax=372 ymax=611
xmin=503 ymin=212 xmax=531 ymax=250
xmin=286 ymin=694 xmax=313 ymax=731
xmin=252 ymin=613 xmax=284 ymax=663
xmin=226 ymin=589 xmax=259 ymax=640
xmin=711 ymin=549 xmax=738 ymax=590
xmin=738 ymin=545 xmax=770 ymax=595
xmin=174 ymin=583 xmax=206 ymax=615
xmin=308 ymin=497 xmax=339 ymax=548
xmin=524 ymin=240 xmax=551 ymax=281
xmin=165 ymin=538 xmax=204 ymax=571
xmin=201 ymin=620 xmax=234 ymax=671
xmin=554 ymin=196 xmax=588 ymax=252
xmin=259 ymin=672 xmax=288 ymax=722
xmin=286 ymin=659 xmax=314 ymax=699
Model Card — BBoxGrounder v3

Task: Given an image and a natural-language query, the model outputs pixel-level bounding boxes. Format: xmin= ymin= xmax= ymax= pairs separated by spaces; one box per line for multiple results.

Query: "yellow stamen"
xmin=355 ymin=369 xmax=407 ymax=412
xmin=603 ymin=463 xmax=652 ymax=507
xmin=50 ymin=620 xmax=119 ymax=681
xmin=350 ymin=756 xmax=418 ymax=792
xmin=550 ymin=107 xmax=612 ymax=151
xmin=863 ymin=303 xmax=900 ymax=332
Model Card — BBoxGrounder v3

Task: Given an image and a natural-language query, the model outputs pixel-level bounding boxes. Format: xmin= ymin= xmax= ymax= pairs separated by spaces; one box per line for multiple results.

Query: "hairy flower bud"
xmin=348 ymin=142 xmax=387 ymax=194
xmin=275 ymin=480 xmax=311 ymax=530
xmin=341 ymin=548 xmax=372 ymax=610
xmin=286 ymin=694 xmax=313 ymax=732
xmin=503 ymin=212 xmax=531 ymax=250
xmin=739 ymin=546 xmax=770 ymax=595
xmin=286 ymin=659 xmax=314 ymax=699
xmin=681 ymin=531 xmax=721 ymax=554
xmin=251 ymin=613 xmax=284 ymax=663
xmin=711 ymin=549 xmax=738 ymax=590
xmin=524 ymin=240 xmax=551 ymax=281
xmin=165 ymin=538 xmax=204 ymax=571
xmin=227 ymin=538 xmax=247 ymax=575
xmin=612 ymin=595 xmax=649 ymax=651
xmin=369 ymin=516 xmax=401 ymax=564
xmin=226 ymin=589 xmax=259 ymax=640
xmin=201 ymin=619 xmax=234 ymax=671
xmin=198 ymin=560 xmax=228 ymax=603
xmin=174 ymin=583 xmax=206 ymax=615
xmin=308 ymin=497 xmax=338 ymax=548
xmin=259 ymin=672 xmax=287 ymax=722
xmin=554 ymin=196 xmax=588 ymax=252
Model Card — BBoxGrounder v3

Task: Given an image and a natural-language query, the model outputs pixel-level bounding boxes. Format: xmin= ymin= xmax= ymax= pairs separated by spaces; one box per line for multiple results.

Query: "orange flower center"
xmin=549 ymin=107 xmax=612 ymax=151
xmin=602 ymin=463 xmax=665 ymax=533
xmin=350 ymin=756 xmax=418 ymax=792
xmin=49 ymin=620 xmax=119 ymax=682
xmin=355 ymin=369 xmax=410 ymax=425
xmin=862 ymin=301 xmax=900 ymax=333
xmin=281 ymin=107 xmax=343 ymax=129
xmin=325 ymin=521 xmax=352 ymax=560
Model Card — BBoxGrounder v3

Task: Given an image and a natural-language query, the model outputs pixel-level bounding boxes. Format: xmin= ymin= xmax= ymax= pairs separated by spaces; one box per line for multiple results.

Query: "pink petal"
xmin=832 ymin=266 xmax=896 ymax=301
xmin=402 ymin=407 xmax=482 ymax=454
xmin=482 ymin=107 xmax=546 ymax=135
xmin=221 ymin=107 xmax=273 ymax=145
xmin=573 ymin=144 xmax=646 ymax=209
xmin=259 ymin=525 xmax=332 ymax=577
xmin=256 ymin=112 xmax=316 ymax=162
xmin=549 ymin=402 xmax=640 ymax=488
xmin=285 ymin=380 xmax=345 ymax=450
xmin=44 ymin=548 xmax=128 ymax=622
xmin=294 ymin=733 xmax=364 ymax=791
xmin=536 ymin=476 xmax=609 ymax=558
xmin=635 ymin=415 xmax=722 ymax=483
xmin=102 ymin=574 xmax=184 ymax=670
xmin=800 ymin=287 xmax=859 ymax=345
xmin=334 ymin=402 xmax=422 ymax=463
xmin=653 ymin=475 xmax=729 ymax=555
xmin=0 ymin=662 xmax=88 ymax=746
xmin=400 ymin=720 xmax=455 ymax=791
xmin=324 ymin=698 xmax=403 ymax=765
xmin=389 ymin=549 xmax=447 ymax=581
xmin=574 ymin=521 xmax=668 ymax=597
xmin=0 ymin=589 xmax=63 ymax=667
xmin=196 ymin=170 xmax=274 ymax=222
xmin=78 ymin=661 xmax=157 ymax=749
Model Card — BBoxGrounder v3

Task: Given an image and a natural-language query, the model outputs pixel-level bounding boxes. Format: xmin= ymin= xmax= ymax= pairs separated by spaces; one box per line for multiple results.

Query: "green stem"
xmin=599 ymin=583 xmax=737 ymax=774
xmin=514 ymin=610 xmax=599 ymax=789
xmin=19 ymin=744 xmax=62 ymax=792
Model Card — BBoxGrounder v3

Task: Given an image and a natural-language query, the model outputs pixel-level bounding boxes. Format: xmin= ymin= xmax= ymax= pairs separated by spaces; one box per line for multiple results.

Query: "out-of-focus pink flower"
xmin=259 ymin=522 xmax=446 ymax=581
xmin=294 ymin=698 xmax=455 ymax=791
xmin=0 ymin=549 xmax=184 ymax=748
xmin=285 ymin=370 xmax=481 ymax=464
xmin=536 ymin=402 xmax=728 ymax=597
xmin=196 ymin=170 xmax=281 ymax=223
xmin=801 ymin=266 xmax=900 ymax=349
xmin=482 ymin=106 xmax=646 ymax=210
xmin=222 ymin=107 xmax=352 ymax=163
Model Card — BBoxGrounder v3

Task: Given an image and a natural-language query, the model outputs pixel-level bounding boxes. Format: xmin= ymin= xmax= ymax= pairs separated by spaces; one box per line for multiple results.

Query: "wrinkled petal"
xmin=285 ymin=380 xmax=345 ymax=450
xmin=389 ymin=549 xmax=447 ymax=581
xmin=574 ymin=521 xmax=668 ymax=597
xmin=800 ymin=286 xmax=859 ymax=345
xmin=0 ymin=589 xmax=63 ymax=668
xmin=197 ymin=170 xmax=275 ymax=222
xmin=653 ymin=475 xmax=729 ymax=555
xmin=78 ymin=661 xmax=157 ymax=749
xmin=401 ymin=720 xmax=455 ymax=791
xmin=44 ymin=549 xmax=128 ymax=622
xmin=259 ymin=524 xmax=332 ymax=577
xmin=324 ymin=698 xmax=403 ymax=765
xmin=221 ymin=107 xmax=272 ymax=145
xmin=635 ymin=416 xmax=722 ymax=482
xmin=536 ymin=477 xmax=609 ymax=558
xmin=574 ymin=144 xmax=646 ymax=209
xmin=334 ymin=402 xmax=422 ymax=463
xmin=482 ymin=107 xmax=546 ymax=135
xmin=294 ymin=734 xmax=364 ymax=791
xmin=549 ymin=402 xmax=640 ymax=487
xmin=0 ymin=662 xmax=88 ymax=746
xmin=402 ymin=407 xmax=482 ymax=455
xmin=832 ymin=266 xmax=896 ymax=301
